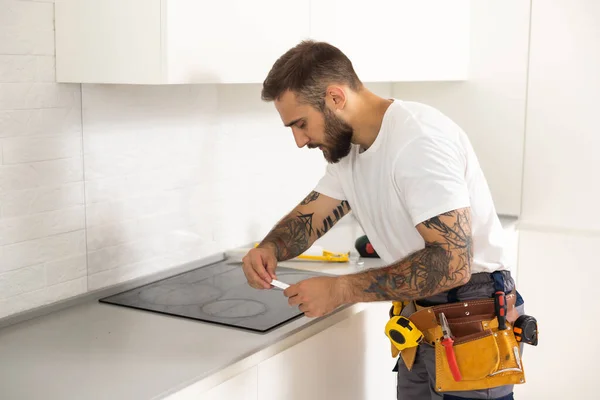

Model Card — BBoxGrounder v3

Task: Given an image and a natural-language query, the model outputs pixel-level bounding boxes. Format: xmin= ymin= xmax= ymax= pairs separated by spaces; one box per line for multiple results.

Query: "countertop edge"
xmin=159 ymin=303 xmax=368 ymax=399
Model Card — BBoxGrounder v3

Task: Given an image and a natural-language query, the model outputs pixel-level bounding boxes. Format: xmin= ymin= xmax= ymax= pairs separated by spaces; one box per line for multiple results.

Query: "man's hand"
xmin=242 ymin=247 xmax=277 ymax=289
xmin=283 ymin=276 xmax=346 ymax=318
xmin=243 ymin=190 xmax=351 ymax=289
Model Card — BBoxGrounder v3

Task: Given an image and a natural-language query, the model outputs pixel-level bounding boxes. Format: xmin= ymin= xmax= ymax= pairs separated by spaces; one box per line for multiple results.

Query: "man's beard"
xmin=319 ymin=108 xmax=354 ymax=163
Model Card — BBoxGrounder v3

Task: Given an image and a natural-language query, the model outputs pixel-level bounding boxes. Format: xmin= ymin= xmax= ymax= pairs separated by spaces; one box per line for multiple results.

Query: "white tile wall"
xmin=0 ymin=108 xmax=81 ymax=138
xmin=0 ymin=0 xmax=86 ymax=319
xmin=0 ymin=83 xmax=80 ymax=109
xmin=0 ymin=182 xmax=84 ymax=218
xmin=81 ymin=83 xmax=333 ymax=289
xmin=0 ymin=0 xmax=54 ymax=55
xmin=0 ymin=55 xmax=55 ymax=83
xmin=2 ymin=135 xmax=82 ymax=164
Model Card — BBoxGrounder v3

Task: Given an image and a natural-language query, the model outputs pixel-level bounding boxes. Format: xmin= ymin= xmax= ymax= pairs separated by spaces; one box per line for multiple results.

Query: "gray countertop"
xmin=0 ymin=215 xmax=518 ymax=400
xmin=0 ymin=219 xmax=384 ymax=400
xmin=0 ymin=284 xmax=371 ymax=400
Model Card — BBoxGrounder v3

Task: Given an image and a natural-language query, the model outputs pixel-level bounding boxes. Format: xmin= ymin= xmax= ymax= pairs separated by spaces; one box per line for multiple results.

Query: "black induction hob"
xmin=99 ymin=260 xmax=331 ymax=333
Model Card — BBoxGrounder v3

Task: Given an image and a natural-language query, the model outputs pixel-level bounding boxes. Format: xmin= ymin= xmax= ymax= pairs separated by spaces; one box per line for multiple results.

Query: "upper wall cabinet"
xmin=55 ymin=0 xmax=311 ymax=84
xmin=54 ymin=0 xmax=470 ymax=84
xmin=310 ymin=0 xmax=471 ymax=82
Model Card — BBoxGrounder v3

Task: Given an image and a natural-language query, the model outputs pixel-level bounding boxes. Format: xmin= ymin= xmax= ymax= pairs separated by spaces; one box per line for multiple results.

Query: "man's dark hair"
xmin=261 ymin=40 xmax=363 ymax=110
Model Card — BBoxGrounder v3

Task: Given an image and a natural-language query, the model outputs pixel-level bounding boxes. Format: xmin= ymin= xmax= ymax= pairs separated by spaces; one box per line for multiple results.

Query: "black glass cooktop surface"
xmin=99 ymin=260 xmax=330 ymax=333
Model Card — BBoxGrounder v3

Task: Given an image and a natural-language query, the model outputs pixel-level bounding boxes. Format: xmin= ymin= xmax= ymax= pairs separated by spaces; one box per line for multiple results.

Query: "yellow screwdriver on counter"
xmin=253 ymin=243 xmax=349 ymax=262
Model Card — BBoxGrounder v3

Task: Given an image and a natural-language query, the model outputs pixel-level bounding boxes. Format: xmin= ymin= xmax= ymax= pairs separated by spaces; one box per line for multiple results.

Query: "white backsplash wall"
xmin=0 ymin=0 xmax=86 ymax=319
xmin=81 ymin=83 xmax=335 ymax=291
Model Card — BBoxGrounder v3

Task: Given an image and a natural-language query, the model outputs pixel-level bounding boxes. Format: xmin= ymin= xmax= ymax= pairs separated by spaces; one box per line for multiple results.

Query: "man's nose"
xmin=292 ymin=129 xmax=310 ymax=148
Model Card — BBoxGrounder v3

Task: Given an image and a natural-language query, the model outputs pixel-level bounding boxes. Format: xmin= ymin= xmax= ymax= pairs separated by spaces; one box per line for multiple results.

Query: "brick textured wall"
xmin=0 ymin=0 xmax=86 ymax=318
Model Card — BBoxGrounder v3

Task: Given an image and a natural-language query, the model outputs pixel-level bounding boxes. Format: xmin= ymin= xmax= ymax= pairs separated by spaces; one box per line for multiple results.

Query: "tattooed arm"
xmin=243 ymin=190 xmax=350 ymax=289
xmin=257 ymin=191 xmax=351 ymax=261
xmin=337 ymin=208 xmax=472 ymax=302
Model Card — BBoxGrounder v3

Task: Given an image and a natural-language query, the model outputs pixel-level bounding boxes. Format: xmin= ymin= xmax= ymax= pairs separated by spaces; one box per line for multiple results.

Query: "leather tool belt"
xmin=393 ymin=292 xmax=526 ymax=393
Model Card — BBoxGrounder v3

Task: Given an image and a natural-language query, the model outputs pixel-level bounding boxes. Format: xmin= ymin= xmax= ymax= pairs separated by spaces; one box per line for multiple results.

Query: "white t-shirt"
xmin=314 ymin=99 xmax=510 ymax=274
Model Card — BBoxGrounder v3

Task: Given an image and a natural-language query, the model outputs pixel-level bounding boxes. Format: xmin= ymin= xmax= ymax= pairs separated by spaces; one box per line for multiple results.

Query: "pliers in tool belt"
xmin=439 ymin=312 xmax=462 ymax=382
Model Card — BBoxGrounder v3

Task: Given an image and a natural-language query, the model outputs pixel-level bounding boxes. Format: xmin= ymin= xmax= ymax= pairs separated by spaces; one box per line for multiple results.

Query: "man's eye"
xmin=297 ymin=122 xmax=306 ymax=129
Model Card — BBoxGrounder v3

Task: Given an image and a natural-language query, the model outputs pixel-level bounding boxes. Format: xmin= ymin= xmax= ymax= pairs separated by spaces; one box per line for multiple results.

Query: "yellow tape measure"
xmin=385 ymin=315 xmax=424 ymax=351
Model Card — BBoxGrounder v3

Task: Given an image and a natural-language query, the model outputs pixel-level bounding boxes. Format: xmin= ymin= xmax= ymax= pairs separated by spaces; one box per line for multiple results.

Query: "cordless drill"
xmin=354 ymin=235 xmax=380 ymax=258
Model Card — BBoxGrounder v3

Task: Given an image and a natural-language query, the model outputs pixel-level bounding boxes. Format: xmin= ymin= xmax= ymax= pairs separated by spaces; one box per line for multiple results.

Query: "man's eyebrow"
xmin=284 ymin=118 xmax=302 ymax=127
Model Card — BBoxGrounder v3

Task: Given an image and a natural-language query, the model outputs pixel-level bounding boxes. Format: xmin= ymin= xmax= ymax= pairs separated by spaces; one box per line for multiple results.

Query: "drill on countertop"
xmin=354 ymin=235 xmax=380 ymax=258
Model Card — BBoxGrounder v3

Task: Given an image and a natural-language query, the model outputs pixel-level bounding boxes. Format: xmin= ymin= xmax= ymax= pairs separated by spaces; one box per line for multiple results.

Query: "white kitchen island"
xmin=0 ymin=216 xmax=518 ymax=400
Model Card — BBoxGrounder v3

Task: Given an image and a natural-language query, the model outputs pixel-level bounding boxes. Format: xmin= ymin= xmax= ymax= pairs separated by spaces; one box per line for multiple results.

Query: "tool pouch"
xmin=434 ymin=317 xmax=526 ymax=392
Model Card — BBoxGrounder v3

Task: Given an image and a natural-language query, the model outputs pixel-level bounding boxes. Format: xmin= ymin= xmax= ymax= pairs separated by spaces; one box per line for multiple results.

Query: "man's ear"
xmin=325 ymin=85 xmax=347 ymax=111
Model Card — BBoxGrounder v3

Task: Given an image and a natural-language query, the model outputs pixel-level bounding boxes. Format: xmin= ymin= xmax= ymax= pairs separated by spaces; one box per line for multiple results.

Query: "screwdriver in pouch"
xmin=494 ymin=290 xmax=507 ymax=330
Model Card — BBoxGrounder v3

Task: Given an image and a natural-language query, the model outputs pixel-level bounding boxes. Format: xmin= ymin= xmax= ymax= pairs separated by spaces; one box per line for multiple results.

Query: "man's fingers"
xmin=288 ymin=294 xmax=302 ymax=306
xmin=240 ymin=247 xmax=281 ymax=290
xmin=252 ymin=253 xmax=272 ymax=284
xmin=283 ymin=284 xmax=300 ymax=298
xmin=245 ymin=268 xmax=265 ymax=289
xmin=243 ymin=259 xmax=270 ymax=289
xmin=265 ymin=257 xmax=277 ymax=280
xmin=299 ymin=304 xmax=312 ymax=316
xmin=299 ymin=303 xmax=317 ymax=318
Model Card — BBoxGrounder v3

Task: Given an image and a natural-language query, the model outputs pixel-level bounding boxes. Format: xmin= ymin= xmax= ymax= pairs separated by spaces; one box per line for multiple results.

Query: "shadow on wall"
xmin=80 ymin=82 xmax=326 ymax=292
xmin=212 ymin=83 xmax=328 ymax=248
xmin=82 ymin=83 xmax=221 ymax=290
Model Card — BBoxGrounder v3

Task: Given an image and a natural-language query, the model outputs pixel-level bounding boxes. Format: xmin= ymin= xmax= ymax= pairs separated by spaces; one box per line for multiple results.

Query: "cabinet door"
xmin=165 ymin=0 xmax=311 ymax=83
xmin=257 ymin=304 xmax=396 ymax=400
xmin=310 ymin=0 xmax=470 ymax=82
xmin=200 ymin=367 xmax=258 ymax=400
xmin=520 ymin=0 xmax=600 ymax=230
xmin=56 ymin=0 xmax=310 ymax=84
xmin=55 ymin=0 xmax=164 ymax=84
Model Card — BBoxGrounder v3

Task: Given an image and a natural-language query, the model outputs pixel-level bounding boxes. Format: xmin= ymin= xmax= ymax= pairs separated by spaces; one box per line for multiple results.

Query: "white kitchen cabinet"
xmin=514 ymin=230 xmax=596 ymax=398
xmin=55 ymin=0 xmax=470 ymax=84
xmin=199 ymin=367 xmax=258 ymax=400
xmin=257 ymin=304 xmax=396 ymax=400
xmin=54 ymin=0 xmax=310 ymax=84
xmin=310 ymin=0 xmax=471 ymax=82
xmin=520 ymin=0 xmax=600 ymax=231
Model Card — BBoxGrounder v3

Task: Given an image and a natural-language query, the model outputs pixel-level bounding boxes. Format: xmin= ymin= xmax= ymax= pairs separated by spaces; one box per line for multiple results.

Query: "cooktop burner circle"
xmin=138 ymin=283 xmax=222 ymax=306
xmin=201 ymin=299 xmax=267 ymax=318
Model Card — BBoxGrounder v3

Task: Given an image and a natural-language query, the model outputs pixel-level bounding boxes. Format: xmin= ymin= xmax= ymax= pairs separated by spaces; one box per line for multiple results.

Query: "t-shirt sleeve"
xmin=394 ymin=136 xmax=471 ymax=226
xmin=313 ymin=163 xmax=347 ymax=201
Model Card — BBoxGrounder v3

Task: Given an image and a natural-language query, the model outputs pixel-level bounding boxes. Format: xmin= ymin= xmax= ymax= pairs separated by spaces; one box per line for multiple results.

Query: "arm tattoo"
xmin=260 ymin=213 xmax=313 ymax=260
xmin=340 ymin=208 xmax=472 ymax=302
xmin=259 ymin=200 xmax=351 ymax=261
xmin=316 ymin=200 xmax=350 ymax=238
xmin=300 ymin=191 xmax=320 ymax=205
